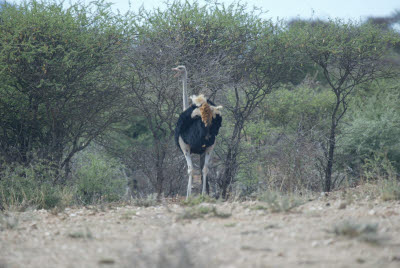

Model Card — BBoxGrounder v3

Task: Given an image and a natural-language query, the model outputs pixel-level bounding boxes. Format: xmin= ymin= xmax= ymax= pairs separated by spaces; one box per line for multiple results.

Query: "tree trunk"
xmin=156 ymin=166 xmax=164 ymax=197
xmin=324 ymin=125 xmax=336 ymax=192
xmin=324 ymin=93 xmax=340 ymax=192
xmin=221 ymin=145 xmax=239 ymax=198
xmin=220 ymin=121 xmax=242 ymax=198
xmin=154 ymin=141 xmax=166 ymax=198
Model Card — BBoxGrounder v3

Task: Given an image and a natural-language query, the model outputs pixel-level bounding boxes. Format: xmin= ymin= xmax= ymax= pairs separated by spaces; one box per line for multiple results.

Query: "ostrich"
xmin=172 ymin=65 xmax=222 ymax=198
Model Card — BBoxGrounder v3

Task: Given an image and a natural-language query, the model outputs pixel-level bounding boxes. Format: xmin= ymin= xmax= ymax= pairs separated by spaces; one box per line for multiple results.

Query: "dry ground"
xmin=1 ymin=187 xmax=400 ymax=268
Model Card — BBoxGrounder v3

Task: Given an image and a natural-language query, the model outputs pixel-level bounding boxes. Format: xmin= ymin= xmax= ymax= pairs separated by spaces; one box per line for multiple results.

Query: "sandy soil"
xmin=1 ymin=189 xmax=400 ymax=268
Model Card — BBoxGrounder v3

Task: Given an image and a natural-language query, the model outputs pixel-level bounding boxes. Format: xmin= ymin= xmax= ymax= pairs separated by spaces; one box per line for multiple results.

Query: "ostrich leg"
xmin=184 ymin=153 xmax=193 ymax=198
xmin=200 ymin=154 xmax=210 ymax=195
xmin=179 ymin=137 xmax=193 ymax=199
xmin=202 ymin=145 xmax=214 ymax=195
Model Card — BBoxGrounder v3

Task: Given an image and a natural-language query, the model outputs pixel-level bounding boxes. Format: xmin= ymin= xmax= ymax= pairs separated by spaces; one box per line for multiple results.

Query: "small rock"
xmin=391 ymin=256 xmax=400 ymax=262
xmin=323 ymin=239 xmax=334 ymax=246
xmin=368 ymin=209 xmax=376 ymax=216
xmin=356 ymin=258 xmax=365 ymax=264
xmin=98 ymin=258 xmax=115 ymax=265
xmin=311 ymin=241 xmax=319 ymax=248
xmin=338 ymin=202 xmax=347 ymax=209
xmin=320 ymin=192 xmax=328 ymax=197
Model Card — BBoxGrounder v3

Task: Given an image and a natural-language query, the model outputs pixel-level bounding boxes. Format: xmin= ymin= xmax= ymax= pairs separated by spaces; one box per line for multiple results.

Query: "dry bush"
xmin=259 ymin=134 xmax=325 ymax=193
xmin=255 ymin=190 xmax=304 ymax=213
xmin=178 ymin=205 xmax=231 ymax=220
xmin=132 ymin=193 xmax=159 ymax=207
xmin=332 ymin=221 xmax=384 ymax=245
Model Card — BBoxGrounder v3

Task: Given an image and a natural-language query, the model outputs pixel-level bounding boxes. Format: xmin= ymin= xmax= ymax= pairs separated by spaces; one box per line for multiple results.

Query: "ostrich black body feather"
xmin=175 ymin=100 xmax=222 ymax=155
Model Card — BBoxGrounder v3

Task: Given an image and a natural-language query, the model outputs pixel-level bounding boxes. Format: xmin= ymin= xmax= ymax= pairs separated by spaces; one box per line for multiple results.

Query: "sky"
xmin=107 ymin=0 xmax=399 ymax=21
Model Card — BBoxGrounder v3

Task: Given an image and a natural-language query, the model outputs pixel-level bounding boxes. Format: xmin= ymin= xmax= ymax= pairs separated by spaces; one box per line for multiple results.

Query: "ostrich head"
xmin=172 ymin=65 xmax=187 ymax=78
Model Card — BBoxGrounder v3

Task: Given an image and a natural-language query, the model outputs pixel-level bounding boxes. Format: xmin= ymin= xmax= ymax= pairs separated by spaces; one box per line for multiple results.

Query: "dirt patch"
xmin=1 ymin=191 xmax=400 ymax=268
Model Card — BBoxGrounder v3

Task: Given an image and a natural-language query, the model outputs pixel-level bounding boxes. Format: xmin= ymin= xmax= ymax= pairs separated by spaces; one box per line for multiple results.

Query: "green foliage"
xmin=0 ymin=0 xmax=128 ymax=167
xmin=0 ymin=148 xmax=127 ymax=209
xmin=74 ymin=152 xmax=127 ymax=204
xmin=241 ymin=86 xmax=334 ymax=192
xmin=234 ymin=158 xmax=260 ymax=195
xmin=339 ymin=83 xmax=400 ymax=172
xmin=292 ymin=19 xmax=395 ymax=79
xmin=0 ymin=0 xmax=398 ymax=200
xmin=263 ymin=85 xmax=334 ymax=131
xmin=363 ymin=152 xmax=397 ymax=181
xmin=290 ymin=19 xmax=398 ymax=191
xmin=0 ymin=160 xmax=68 ymax=209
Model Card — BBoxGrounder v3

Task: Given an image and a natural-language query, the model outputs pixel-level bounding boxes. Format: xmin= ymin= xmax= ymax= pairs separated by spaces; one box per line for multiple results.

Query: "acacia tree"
xmin=116 ymin=2 xmax=300 ymax=197
xmin=0 ymin=0 xmax=129 ymax=178
xmin=217 ymin=20 xmax=299 ymax=197
xmin=293 ymin=20 xmax=397 ymax=191
xmin=115 ymin=1 xmax=232 ymax=195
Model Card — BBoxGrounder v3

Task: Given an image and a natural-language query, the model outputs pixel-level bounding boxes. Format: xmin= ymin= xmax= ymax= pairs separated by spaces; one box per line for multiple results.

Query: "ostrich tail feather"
xmin=200 ymin=102 xmax=213 ymax=127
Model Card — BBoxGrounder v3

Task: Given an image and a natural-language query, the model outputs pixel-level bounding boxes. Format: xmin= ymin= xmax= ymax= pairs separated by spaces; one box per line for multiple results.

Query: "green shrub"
xmin=74 ymin=152 xmax=126 ymax=204
xmin=338 ymin=86 xmax=400 ymax=174
xmin=0 ymin=161 xmax=66 ymax=209
xmin=363 ymin=152 xmax=397 ymax=181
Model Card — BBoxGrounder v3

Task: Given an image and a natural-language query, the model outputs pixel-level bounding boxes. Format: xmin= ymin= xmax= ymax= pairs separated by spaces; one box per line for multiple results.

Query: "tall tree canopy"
xmin=0 ymin=0 xmax=129 ymax=178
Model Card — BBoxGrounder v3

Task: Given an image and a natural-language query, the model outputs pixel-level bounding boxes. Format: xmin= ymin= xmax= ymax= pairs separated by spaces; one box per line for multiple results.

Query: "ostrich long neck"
xmin=182 ymin=70 xmax=188 ymax=111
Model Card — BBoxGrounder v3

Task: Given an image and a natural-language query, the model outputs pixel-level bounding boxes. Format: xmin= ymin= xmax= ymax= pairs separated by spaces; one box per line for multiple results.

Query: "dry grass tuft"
xmin=68 ymin=227 xmax=93 ymax=239
xmin=132 ymin=234 xmax=197 ymax=268
xmin=132 ymin=193 xmax=159 ymax=207
xmin=178 ymin=205 xmax=231 ymax=220
xmin=380 ymin=179 xmax=400 ymax=201
xmin=0 ymin=212 xmax=19 ymax=231
xmin=332 ymin=221 xmax=385 ymax=245
xmin=256 ymin=190 xmax=304 ymax=213
xmin=180 ymin=195 xmax=217 ymax=207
